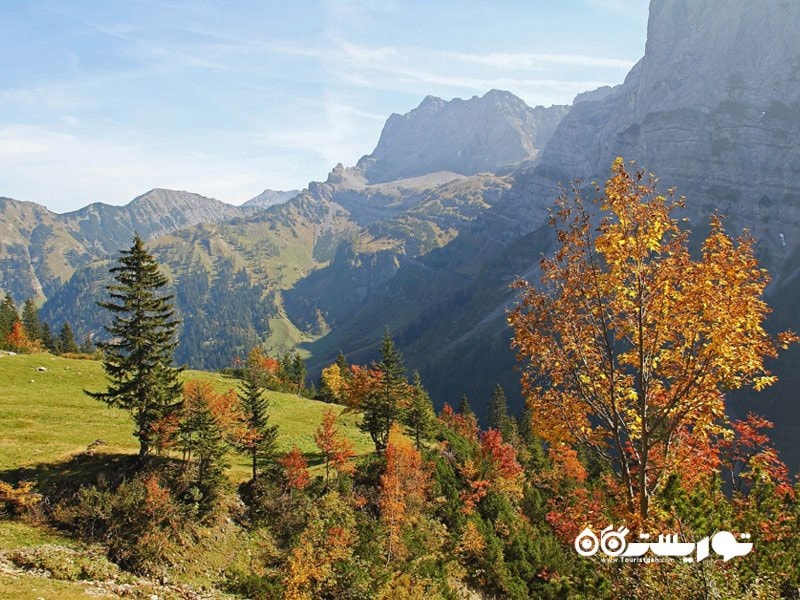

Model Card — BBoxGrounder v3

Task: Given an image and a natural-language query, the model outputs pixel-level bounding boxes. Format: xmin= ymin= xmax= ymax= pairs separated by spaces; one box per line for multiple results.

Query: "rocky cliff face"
xmin=510 ymin=0 xmax=800 ymax=274
xmin=357 ymin=90 xmax=568 ymax=183
xmin=243 ymin=189 xmax=300 ymax=209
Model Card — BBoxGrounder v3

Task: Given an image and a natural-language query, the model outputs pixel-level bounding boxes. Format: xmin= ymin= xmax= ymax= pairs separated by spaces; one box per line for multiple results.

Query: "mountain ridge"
xmin=356 ymin=89 xmax=568 ymax=183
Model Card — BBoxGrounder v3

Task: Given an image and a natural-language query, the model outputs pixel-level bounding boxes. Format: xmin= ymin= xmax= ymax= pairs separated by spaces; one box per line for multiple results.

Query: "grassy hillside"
xmin=0 ymin=351 xmax=372 ymax=479
xmin=0 ymin=351 xmax=374 ymax=597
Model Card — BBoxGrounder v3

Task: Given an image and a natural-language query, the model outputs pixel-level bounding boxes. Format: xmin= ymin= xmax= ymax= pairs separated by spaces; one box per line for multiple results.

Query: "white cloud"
xmin=445 ymin=51 xmax=635 ymax=71
xmin=0 ymin=124 xmax=315 ymax=210
xmin=275 ymin=38 xmax=627 ymax=107
xmin=252 ymin=94 xmax=385 ymax=167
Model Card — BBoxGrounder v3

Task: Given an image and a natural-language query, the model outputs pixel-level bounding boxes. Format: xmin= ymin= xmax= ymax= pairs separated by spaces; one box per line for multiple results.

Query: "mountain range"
xmin=3 ymin=0 xmax=799 ymax=468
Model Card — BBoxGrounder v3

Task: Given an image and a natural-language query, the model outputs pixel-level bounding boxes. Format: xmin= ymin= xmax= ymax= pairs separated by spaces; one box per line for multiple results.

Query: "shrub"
xmin=0 ymin=481 xmax=42 ymax=517
xmin=51 ymin=473 xmax=191 ymax=575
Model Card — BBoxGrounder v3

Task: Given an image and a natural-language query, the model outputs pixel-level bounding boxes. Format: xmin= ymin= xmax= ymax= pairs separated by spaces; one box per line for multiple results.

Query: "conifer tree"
xmin=335 ymin=351 xmax=351 ymax=382
xmin=177 ymin=384 xmax=228 ymax=496
xmin=403 ymin=371 xmax=436 ymax=449
xmin=237 ymin=369 xmax=279 ymax=481
xmin=291 ymin=353 xmax=307 ymax=390
xmin=41 ymin=322 xmax=54 ymax=352
xmin=278 ymin=353 xmax=292 ymax=384
xmin=21 ymin=299 xmax=42 ymax=341
xmin=0 ymin=295 xmax=18 ymax=349
xmin=488 ymin=384 xmax=509 ymax=431
xmin=361 ymin=330 xmax=408 ymax=452
xmin=58 ymin=322 xmax=79 ymax=354
xmin=87 ymin=234 xmax=183 ymax=461
xmin=79 ymin=333 xmax=95 ymax=354
xmin=458 ymin=394 xmax=474 ymax=419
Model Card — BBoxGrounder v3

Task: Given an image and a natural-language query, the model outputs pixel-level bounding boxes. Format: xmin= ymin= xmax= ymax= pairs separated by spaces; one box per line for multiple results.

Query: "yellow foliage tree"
xmin=509 ymin=158 xmax=796 ymax=521
xmin=282 ymin=492 xmax=357 ymax=600
xmin=320 ymin=363 xmax=347 ymax=402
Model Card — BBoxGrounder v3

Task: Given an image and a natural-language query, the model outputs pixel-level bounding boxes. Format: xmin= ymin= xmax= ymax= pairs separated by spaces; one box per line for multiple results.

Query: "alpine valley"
xmin=3 ymin=0 xmax=800 ymax=471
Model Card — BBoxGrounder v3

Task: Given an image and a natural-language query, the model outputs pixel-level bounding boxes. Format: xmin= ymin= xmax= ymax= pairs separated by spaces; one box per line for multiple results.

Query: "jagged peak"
xmin=356 ymin=90 xmax=569 ymax=183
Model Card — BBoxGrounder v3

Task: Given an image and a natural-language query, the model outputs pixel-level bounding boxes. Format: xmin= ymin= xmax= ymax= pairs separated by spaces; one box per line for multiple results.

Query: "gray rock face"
xmin=242 ymin=189 xmax=300 ymax=209
xmin=357 ymin=90 xmax=568 ymax=183
xmin=511 ymin=0 xmax=800 ymax=277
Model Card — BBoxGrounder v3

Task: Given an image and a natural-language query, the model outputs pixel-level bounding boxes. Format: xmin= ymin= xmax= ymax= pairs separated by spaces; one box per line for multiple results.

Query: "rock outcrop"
xmin=242 ymin=189 xmax=300 ymax=209
xmin=357 ymin=90 xmax=568 ymax=183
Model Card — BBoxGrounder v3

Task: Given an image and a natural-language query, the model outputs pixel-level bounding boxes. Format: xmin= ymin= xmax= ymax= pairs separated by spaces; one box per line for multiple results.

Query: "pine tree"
xmin=458 ymin=395 xmax=474 ymax=419
xmin=21 ymin=299 xmax=42 ymax=341
xmin=0 ymin=295 xmax=18 ymax=349
xmin=335 ymin=351 xmax=351 ymax=382
xmin=361 ymin=330 xmax=408 ymax=452
xmin=58 ymin=322 xmax=79 ymax=354
xmin=41 ymin=322 xmax=54 ymax=352
xmin=278 ymin=353 xmax=293 ymax=385
xmin=291 ymin=354 xmax=307 ymax=390
xmin=87 ymin=234 xmax=183 ymax=461
xmin=79 ymin=333 xmax=95 ymax=354
xmin=177 ymin=385 xmax=227 ymax=497
xmin=403 ymin=371 xmax=436 ymax=449
xmin=237 ymin=369 xmax=279 ymax=481
xmin=488 ymin=384 xmax=508 ymax=431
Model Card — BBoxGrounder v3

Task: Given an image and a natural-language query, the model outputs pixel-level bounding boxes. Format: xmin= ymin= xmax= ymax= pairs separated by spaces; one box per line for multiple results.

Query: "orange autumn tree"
xmin=509 ymin=158 xmax=796 ymax=522
xmin=379 ymin=424 xmax=428 ymax=562
xmin=280 ymin=446 xmax=310 ymax=493
xmin=6 ymin=320 xmax=38 ymax=353
xmin=283 ymin=492 xmax=358 ymax=600
xmin=314 ymin=409 xmax=356 ymax=488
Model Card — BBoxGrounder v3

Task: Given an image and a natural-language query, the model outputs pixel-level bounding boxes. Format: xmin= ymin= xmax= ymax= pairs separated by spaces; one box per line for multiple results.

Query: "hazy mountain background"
xmin=3 ymin=0 xmax=799 ymax=467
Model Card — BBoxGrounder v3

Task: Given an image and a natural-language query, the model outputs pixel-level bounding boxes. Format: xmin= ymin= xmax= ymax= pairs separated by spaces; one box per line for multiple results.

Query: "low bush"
xmin=0 ymin=481 xmax=42 ymax=518
xmin=50 ymin=472 xmax=192 ymax=575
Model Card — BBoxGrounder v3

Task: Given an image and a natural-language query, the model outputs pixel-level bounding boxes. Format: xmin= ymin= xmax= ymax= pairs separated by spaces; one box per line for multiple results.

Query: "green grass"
xmin=0 ymin=351 xmax=372 ymax=481
xmin=0 ymin=522 xmax=76 ymax=549
xmin=0 ymin=351 xmax=375 ymax=598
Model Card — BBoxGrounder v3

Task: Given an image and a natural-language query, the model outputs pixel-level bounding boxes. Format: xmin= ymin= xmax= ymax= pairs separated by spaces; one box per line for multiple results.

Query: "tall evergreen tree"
xmin=79 ymin=333 xmax=95 ymax=354
xmin=236 ymin=369 xmax=279 ymax=481
xmin=361 ymin=330 xmax=408 ymax=452
xmin=21 ymin=299 xmax=42 ymax=341
xmin=458 ymin=394 xmax=474 ymax=419
xmin=278 ymin=353 xmax=292 ymax=384
xmin=41 ymin=322 xmax=54 ymax=352
xmin=58 ymin=322 xmax=79 ymax=354
xmin=291 ymin=354 xmax=307 ymax=390
xmin=177 ymin=388 xmax=227 ymax=502
xmin=0 ymin=295 xmax=18 ymax=349
xmin=87 ymin=234 xmax=184 ymax=461
xmin=488 ymin=384 xmax=509 ymax=431
xmin=403 ymin=371 xmax=436 ymax=449
xmin=335 ymin=351 xmax=351 ymax=382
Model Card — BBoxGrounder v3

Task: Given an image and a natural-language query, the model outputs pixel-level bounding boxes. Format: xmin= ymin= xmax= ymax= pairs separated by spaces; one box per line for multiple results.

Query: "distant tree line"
xmin=0 ymin=294 xmax=93 ymax=355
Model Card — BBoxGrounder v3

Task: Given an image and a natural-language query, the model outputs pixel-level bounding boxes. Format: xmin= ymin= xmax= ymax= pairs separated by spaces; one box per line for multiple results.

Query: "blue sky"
xmin=0 ymin=0 xmax=649 ymax=212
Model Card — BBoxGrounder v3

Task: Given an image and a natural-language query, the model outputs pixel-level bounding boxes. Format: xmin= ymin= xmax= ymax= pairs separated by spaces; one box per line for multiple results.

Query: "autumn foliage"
xmin=5 ymin=320 xmax=38 ymax=353
xmin=379 ymin=424 xmax=429 ymax=561
xmin=509 ymin=158 xmax=797 ymax=520
xmin=280 ymin=446 xmax=310 ymax=493
xmin=314 ymin=409 xmax=356 ymax=486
